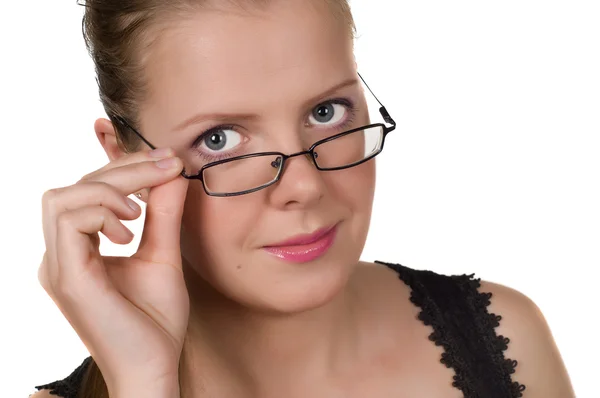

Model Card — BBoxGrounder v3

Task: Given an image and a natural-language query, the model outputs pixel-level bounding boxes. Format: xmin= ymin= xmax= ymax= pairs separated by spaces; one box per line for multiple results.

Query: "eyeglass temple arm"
xmin=114 ymin=116 xmax=158 ymax=150
xmin=357 ymin=72 xmax=396 ymax=127
xmin=115 ymin=116 xmax=198 ymax=178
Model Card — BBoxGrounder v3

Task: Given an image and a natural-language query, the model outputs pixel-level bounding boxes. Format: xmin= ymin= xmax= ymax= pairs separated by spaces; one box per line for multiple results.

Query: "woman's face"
xmin=139 ymin=0 xmax=376 ymax=313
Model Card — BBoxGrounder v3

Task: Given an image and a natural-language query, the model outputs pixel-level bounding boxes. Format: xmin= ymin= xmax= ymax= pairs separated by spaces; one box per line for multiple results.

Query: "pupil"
xmin=205 ymin=132 xmax=226 ymax=150
xmin=313 ymin=104 xmax=334 ymax=123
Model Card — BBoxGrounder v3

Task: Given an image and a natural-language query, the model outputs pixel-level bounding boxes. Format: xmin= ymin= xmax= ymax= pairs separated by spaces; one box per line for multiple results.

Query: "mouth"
xmin=262 ymin=224 xmax=339 ymax=263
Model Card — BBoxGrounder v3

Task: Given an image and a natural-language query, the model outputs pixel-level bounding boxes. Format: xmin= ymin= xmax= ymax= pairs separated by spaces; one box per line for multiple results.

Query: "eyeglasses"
xmin=115 ymin=73 xmax=396 ymax=197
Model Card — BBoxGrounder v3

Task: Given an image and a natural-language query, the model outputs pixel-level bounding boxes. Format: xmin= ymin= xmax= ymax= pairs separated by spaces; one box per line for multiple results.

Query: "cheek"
xmin=328 ymin=160 xmax=376 ymax=210
xmin=181 ymin=184 xmax=259 ymax=261
xmin=326 ymin=160 xmax=376 ymax=245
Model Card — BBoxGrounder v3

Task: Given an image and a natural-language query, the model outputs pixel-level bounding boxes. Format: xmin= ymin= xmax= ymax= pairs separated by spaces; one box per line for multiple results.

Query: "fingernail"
xmin=155 ymin=157 xmax=180 ymax=169
xmin=126 ymin=197 xmax=140 ymax=211
xmin=149 ymin=148 xmax=174 ymax=158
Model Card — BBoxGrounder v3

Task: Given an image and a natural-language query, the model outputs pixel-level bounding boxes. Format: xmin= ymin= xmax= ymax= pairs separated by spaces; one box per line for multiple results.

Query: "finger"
xmin=135 ymin=174 xmax=189 ymax=267
xmin=42 ymin=183 xmax=141 ymax=269
xmin=54 ymin=206 xmax=134 ymax=290
xmin=80 ymin=148 xmax=176 ymax=182
xmin=83 ymin=157 xmax=184 ymax=197
xmin=50 ymin=209 xmax=145 ymax=362
xmin=43 ymin=182 xmax=141 ymax=229
xmin=58 ymin=206 xmax=135 ymax=252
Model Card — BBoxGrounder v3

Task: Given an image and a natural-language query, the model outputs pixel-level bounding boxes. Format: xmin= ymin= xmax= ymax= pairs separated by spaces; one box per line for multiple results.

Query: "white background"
xmin=1 ymin=1 xmax=598 ymax=396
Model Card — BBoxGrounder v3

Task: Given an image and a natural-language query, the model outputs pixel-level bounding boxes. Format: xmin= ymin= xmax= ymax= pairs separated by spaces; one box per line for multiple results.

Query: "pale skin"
xmin=34 ymin=1 xmax=575 ymax=397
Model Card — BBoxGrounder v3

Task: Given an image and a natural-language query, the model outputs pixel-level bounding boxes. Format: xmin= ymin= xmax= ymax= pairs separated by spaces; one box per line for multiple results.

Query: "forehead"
xmin=141 ymin=0 xmax=356 ymax=133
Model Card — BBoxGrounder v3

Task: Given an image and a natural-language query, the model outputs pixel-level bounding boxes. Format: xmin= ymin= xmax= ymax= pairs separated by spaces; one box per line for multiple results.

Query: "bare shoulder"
xmin=480 ymin=280 xmax=576 ymax=398
xmin=351 ymin=263 xmax=577 ymax=397
xmin=29 ymin=390 xmax=60 ymax=398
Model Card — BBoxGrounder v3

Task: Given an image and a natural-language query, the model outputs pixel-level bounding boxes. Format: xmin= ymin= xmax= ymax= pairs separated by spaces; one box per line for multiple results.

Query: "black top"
xmin=34 ymin=262 xmax=526 ymax=398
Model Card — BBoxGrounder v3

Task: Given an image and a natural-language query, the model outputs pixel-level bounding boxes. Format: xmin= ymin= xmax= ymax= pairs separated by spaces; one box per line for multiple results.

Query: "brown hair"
xmin=77 ymin=1 xmax=355 ymax=397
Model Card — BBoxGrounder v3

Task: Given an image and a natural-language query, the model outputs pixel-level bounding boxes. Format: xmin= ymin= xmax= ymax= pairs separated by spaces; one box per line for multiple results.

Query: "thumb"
xmin=135 ymin=174 xmax=189 ymax=266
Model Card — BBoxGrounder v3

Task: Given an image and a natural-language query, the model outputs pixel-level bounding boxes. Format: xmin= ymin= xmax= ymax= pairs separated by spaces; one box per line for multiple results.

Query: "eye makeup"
xmin=189 ymin=96 xmax=360 ymax=163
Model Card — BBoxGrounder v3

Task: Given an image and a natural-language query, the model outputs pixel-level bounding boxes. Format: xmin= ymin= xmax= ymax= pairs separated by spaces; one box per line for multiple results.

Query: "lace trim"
xmin=377 ymin=261 xmax=526 ymax=397
xmin=451 ymin=273 xmax=526 ymax=397
xmin=35 ymin=356 xmax=92 ymax=398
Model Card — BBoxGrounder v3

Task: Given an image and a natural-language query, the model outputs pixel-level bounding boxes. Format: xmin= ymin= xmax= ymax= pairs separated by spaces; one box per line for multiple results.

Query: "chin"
xmin=196 ymin=256 xmax=355 ymax=317
xmin=249 ymin=223 xmax=366 ymax=314
xmin=243 ymin=253 xmax=359 ymax=315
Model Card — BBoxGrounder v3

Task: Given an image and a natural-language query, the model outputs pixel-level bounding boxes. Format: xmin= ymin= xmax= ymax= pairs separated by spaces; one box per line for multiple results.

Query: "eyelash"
xmin=309 ymin=98 xmax=357 ymax=130
xmin=190 ymin=97 xmax=358 ymax=163
xmin=191 ymin=124 xmax=238 ymax=163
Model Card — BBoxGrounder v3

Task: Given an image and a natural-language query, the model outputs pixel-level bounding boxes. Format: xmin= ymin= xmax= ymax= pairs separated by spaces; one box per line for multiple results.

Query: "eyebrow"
xmin=172 ymin=77 xmax=360 ymax=132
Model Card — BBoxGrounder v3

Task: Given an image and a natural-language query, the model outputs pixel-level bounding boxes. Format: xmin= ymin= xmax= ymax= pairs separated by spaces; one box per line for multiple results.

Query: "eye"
xmin=308 ymin=102 xmax=347 ymax=126
xmin=196 ymin=127 xmax=242 ymax=153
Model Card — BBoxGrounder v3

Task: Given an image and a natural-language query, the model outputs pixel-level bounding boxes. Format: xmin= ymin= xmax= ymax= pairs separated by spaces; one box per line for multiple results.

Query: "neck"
xmin=179 ymin=262 xmax=359 ymax=397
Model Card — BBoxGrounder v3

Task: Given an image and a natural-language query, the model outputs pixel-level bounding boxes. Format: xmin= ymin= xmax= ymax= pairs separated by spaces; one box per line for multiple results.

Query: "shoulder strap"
xmin=35 ymin=356 xmax=92 ymax=398
xmin=376 ymin=261 xmax=526 ymax=398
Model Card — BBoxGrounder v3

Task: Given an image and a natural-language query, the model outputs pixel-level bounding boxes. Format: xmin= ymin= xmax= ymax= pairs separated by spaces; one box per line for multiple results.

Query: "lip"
xmin=263 ymin=224 xmax=338 ymax=263
xmin=267 ymin=225 xmax=337 ymax=247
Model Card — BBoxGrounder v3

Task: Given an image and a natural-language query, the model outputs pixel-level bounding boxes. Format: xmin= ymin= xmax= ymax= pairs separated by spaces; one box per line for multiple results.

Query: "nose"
xmin=268 ymin=151 xmax=325 ymax=210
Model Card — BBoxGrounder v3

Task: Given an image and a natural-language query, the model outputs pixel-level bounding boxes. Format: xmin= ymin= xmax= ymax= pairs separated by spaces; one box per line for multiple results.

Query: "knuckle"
xmin=56 ymin=210 xmax=77 ymax=230
xmin=38 ymin=258 xmax=58 ymax=297
xmin=41 ymin=188 xmax=62 ymax=208
xmin=37 ymin=261 xmax=51 ymax=291
xmin=78 ymin=171 xmax=94 ymax=182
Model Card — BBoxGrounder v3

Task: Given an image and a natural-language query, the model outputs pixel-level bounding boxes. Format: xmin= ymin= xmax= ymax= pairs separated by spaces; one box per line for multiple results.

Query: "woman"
xmin=32 ymin=0 xmax=574 ymax=397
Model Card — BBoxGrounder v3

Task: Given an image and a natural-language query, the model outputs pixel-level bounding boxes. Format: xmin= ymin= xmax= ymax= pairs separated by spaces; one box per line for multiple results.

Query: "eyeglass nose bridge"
xmin=270 ymin=147 xmax=319 ymax=171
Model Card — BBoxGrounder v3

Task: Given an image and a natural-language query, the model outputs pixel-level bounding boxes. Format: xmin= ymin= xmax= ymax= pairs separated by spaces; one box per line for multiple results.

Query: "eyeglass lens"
xmin=196 ymin=125 xmax=384 ymax=195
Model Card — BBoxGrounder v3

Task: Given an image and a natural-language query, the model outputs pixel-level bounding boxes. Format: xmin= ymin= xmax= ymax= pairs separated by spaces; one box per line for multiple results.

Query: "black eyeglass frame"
xmin=114 ymin=73 xmax=396 ymax=197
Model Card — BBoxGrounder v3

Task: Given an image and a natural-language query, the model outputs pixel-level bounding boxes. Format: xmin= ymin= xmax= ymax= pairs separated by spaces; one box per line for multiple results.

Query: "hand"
xmin=39 ymin=149 xmax=190 ymax=396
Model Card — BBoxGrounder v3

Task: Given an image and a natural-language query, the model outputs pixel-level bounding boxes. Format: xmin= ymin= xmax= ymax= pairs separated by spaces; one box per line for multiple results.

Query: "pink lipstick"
xmin=263 ymin=225 xmax=338 ymax=263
